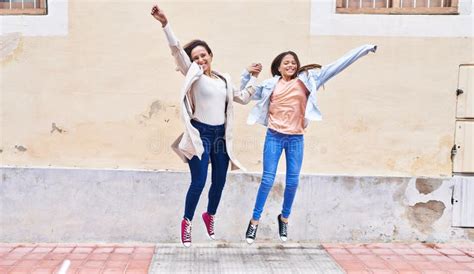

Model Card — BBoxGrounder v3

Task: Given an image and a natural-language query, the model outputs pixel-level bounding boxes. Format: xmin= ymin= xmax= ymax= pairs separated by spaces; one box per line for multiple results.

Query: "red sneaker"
xmin=202 ymin=212 xmax=216 ymax=240
xmin=181 ymin=218 xmax=192 ymax=247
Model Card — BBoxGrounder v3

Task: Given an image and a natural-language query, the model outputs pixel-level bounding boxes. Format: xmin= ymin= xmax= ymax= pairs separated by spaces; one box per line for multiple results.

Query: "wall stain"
xmin=14 ymin=145 xmax=27 ymax=152
xmin=438 ymin=135 xmax=452 ymax=150
xmin=351 ymin=229 xmax=362 ymax=240
xmin=1 ymin=32 xmax=23 ymax=65
xmin=392 ymin=180 xmax=409 ymax=203
xmin=467 ymin=229 xmax=474 ymax=241
xmin=273 ymin=181 xmax=284 ymax=198
xmin=139 ymin=100 xmax=164 ymax=122
xmin=51 ymin=123 xmax=67 ymax=134
xmin=342 ymin=177 xmax=357 ymax=191
xmin=406 ymin=200 xmax=445 ymax=233
xmin=139 ymin=101 xmax=179 ymax=125
xmin=415 ymin=178 xmax=442 ymax=195
xmin=408 ymin=135 xmax=452 ymax=175
xmin=239 ymin=173 xmax=260 ymax=184
xmin=148 ymin=100 xmax=163 ymax=118
xmin=393 ymin=225 xmax=399 ymax=238
xmin=385 ymin=158 xmax=396 ymax=170
xmin=410 ymin=156 xmax=425 ymax=174
xmin=348 ymin=119 xmax=368 ymax=133
xmin=410 ymin=154 xmax=450 ymax=175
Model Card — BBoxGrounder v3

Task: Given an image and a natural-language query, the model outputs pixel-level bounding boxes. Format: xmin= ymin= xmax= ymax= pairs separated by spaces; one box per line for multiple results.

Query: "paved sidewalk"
xmin=1 ymin=242 xmax=473 ymax=273
xmin=324 ymin=243 xmax=474 ymax=274
xmin=0 ymin=244 xmax=154 ymax=274
xmin=148 ymin=243 xmax=343 ymax=273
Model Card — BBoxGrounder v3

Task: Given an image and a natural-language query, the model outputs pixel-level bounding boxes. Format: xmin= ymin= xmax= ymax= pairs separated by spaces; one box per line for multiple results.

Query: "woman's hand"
xmin=247 ymin=63 xmax=262 ymax=77
xmin=151 ymin=5 xmax=168 ymax=27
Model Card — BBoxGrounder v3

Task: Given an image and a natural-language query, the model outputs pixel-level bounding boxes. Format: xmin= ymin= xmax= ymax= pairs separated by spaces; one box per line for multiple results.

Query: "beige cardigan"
xmin=163 ymin=24 xmax=256 ymax=171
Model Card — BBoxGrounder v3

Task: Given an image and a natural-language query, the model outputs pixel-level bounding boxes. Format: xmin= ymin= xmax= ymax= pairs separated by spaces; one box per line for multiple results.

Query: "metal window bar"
xmin=347 ymin=0 xmax=394 ymax=8
xmin=362 ymin=0 xmax=391 ymax=8
xmin=5 ymin=0 xmax=38 ymax=10
xmin=342 ymin=0 xmax=451 ymax=9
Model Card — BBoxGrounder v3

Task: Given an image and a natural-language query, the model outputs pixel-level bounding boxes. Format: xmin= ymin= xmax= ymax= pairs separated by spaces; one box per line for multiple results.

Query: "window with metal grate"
xmin=0 ymin=0 xmax=47 ymax=15
xmin=336 ymin=0 xmax=459 ymax=15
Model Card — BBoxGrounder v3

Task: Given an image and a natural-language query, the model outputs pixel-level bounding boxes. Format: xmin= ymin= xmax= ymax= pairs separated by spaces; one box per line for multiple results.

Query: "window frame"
xmin=336 ymin=0 xmax=459 ymax=15
xmin=0 ymin=0 xmax=47 ymax=15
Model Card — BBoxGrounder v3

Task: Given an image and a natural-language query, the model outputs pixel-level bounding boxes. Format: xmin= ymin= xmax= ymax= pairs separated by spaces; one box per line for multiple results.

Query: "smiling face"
xmin=278 ymin=54 xmax=298 ymax=79
xmin=190 ymin=45 xmax=213 ymax=74
xmin=271 ymin=51 xmax=301 ymax=79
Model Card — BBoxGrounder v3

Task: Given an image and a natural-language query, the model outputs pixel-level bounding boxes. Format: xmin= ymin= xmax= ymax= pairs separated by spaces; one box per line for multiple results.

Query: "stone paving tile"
xmin=323 ymin=243 xmax=474 ymax=274
xmin=149 ymin=243 xmax=344 ymax=274
xmin=0 ymin=244 xmax=155 ymax=274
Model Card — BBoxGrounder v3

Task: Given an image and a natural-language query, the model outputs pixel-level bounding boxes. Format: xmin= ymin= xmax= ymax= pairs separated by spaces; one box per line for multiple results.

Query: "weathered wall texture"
xmin=1 ymin=1 xmax=473 ymax=177
xmin=1 ymin=167 xmax=472 ymax=243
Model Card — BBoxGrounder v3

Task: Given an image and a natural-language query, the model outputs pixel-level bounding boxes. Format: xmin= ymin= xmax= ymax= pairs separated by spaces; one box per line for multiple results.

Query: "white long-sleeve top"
xmin=191 ymin=74 xmax=227 ymax=125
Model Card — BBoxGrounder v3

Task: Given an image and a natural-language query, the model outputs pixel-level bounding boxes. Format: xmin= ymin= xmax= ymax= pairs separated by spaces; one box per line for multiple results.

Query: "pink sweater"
xmin=268 ymin=78 xmax=309 ymax=135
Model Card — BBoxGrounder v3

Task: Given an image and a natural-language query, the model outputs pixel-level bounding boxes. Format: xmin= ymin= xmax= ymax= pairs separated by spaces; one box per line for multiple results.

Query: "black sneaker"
xmin=277 ymin=214 xmax=288 ymax=242
xmin=245 ymin=221 xmax=258 ymax=244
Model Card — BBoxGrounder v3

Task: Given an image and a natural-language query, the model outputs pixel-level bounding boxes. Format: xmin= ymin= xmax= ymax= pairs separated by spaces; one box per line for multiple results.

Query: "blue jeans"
xmin=184 ymin=119 xmax=230 ymax=221
xmin=252 ymin=128 xmax=304 ymax=221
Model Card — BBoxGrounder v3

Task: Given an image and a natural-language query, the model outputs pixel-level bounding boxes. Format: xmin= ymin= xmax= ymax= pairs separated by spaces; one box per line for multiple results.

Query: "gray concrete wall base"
xmin=1 ymin=167 xmax=472 ymax=243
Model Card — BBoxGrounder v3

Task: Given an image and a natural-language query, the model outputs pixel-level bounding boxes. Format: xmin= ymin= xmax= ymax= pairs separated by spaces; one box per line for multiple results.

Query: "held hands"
xmin=151 ymin=5 xmax=168 ymax=27
xmin=247 ymin=63 xmax=262 ymax=78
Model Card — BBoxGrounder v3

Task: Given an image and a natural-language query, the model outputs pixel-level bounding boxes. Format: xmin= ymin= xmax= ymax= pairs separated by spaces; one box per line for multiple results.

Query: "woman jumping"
xmin=151 ymin=4 xmax=262 ymax=247
xmin=243 ymin=45 xmax=377 ymax=244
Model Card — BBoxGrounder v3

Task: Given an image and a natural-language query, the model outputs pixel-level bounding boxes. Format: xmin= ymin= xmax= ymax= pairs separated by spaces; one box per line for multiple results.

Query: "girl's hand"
xmin=151 ymin=5 xmax=168 ymax=27
xmin=247 ymin=63 xmax=262 ymax=77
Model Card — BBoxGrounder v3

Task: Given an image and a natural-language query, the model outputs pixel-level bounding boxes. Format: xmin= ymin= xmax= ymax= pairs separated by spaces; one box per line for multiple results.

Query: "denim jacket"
xmin=241 ymin=44 xmax=377 ymax=127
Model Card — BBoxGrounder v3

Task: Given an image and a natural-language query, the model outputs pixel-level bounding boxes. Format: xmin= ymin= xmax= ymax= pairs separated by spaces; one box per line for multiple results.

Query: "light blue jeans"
xmin=252 ymin=128 xmax=304 ymax=221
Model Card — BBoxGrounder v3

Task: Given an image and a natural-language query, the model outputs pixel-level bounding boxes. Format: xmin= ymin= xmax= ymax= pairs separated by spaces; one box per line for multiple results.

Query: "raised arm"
xmin=310 ymin=44 xmax=377 ymax=90
xmin=151 ymin=5 xmax=191 ymax=75
xmin=234 ymin=63 xmax=262 ymax=105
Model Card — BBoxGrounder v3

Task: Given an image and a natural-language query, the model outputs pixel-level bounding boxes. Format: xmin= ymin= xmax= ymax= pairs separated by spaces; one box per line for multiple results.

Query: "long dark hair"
xmin=271 ymin=51 xmax=300 ymax=78
xmin=183 ymin=39 xmax=213 ymax=60
xmin=271 ymin=51 xmax=321 ymax=78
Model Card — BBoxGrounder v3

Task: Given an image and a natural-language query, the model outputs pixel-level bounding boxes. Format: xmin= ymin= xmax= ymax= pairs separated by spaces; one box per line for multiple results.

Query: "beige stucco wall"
xmin=1 ymin=1 xmax=472 ymax=177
